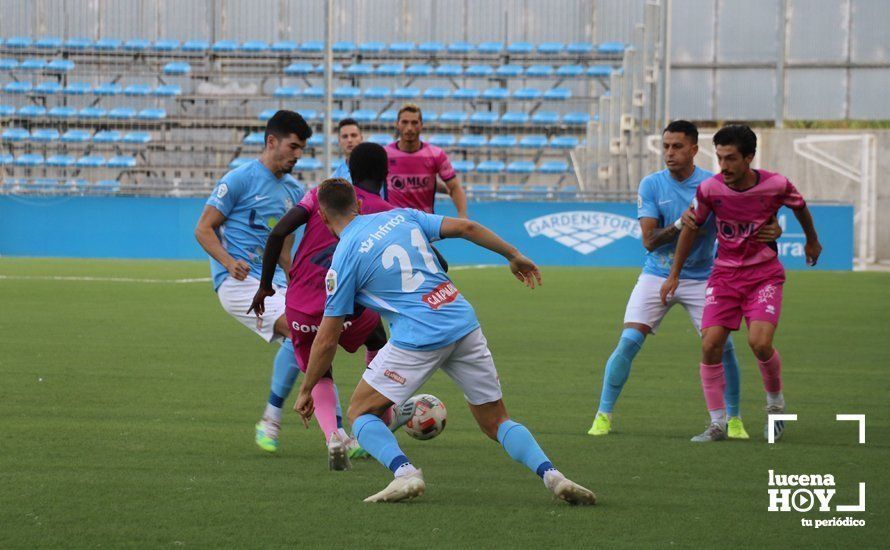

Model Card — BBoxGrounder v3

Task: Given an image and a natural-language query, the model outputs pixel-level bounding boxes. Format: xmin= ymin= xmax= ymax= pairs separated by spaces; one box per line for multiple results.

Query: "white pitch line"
xmin=0 ymin=275 xmax=212 ymax=284
xmin=450 ymin=264 xmax=497 ymax=271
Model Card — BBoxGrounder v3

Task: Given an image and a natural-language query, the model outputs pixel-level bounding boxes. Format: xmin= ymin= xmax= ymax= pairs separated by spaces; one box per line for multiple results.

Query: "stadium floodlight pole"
xmin=322 ymin=0 xmax=334 ymax=176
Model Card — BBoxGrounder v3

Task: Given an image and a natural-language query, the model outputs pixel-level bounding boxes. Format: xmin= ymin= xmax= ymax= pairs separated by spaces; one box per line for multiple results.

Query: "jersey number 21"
xmin=382 ymin=229 xmax=439 ymax=292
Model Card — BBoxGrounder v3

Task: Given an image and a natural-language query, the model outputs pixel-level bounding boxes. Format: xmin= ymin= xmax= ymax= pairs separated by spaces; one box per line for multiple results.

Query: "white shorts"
xmin=623 ymin=273 xmax=707 ymax=334
xmin=217 ymin=276 xmax=287 ymax=343
xmin=363 ymin=327 xmax=503 ymax=406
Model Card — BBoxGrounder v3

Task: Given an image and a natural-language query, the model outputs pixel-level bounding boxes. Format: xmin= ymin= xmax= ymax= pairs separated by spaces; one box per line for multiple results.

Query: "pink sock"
xmin=365 ymin=349 xmax=379 ymax=365
xmin=758 ymin=349 xmax=783 ymax=393
xmin=311 ymin=378 xmax=340 ymax=442
xmin=700 ymin=362 xmax=726 ymax=412
xmin=380 ymin=405 xmax=394 ymax=427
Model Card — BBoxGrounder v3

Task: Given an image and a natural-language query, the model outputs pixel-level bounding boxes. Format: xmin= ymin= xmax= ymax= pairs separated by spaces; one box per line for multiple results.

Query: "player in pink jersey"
xmin=661 ymin=125 xmax=822 ymax=443
xmin=249 ymin=143 xmax=395 ymax=469
xmin=384 ymin=103 xmax=468 ymax=218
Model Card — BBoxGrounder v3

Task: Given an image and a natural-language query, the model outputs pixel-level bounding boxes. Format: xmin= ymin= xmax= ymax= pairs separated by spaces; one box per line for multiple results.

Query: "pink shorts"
xmin=285 ymin=306 xmax=382 ymax=372
xmin=701 ymin=260 xmax=786 ymax=331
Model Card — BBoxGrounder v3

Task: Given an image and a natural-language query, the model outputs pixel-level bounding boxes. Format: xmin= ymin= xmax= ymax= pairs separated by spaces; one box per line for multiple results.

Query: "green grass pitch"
xmin=1 ymin=258 xmax=888 ymax=548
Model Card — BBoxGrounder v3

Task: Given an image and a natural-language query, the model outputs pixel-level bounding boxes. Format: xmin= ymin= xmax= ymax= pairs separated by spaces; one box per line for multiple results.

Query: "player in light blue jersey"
xmin=292 ymin=180 xmax=596 ymax=504
xmin=587 ymin=121 xmax=781 ymax=441
xmin=195 ymin=110 xmax=328 ymax=453
xmin=329 ymin=118 xmax=363 ymax=183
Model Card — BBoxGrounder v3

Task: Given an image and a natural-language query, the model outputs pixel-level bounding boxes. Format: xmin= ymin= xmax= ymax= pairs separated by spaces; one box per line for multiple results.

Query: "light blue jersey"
xmin=324 ymin=209 xmax=479 ymax=351
xmin=638 ymin=166 xmax=715 ymax=280
xmin=330 ymin=158 xmax=352 ymax=182
xmin=205 ymin=159 xmax=306 ymax=290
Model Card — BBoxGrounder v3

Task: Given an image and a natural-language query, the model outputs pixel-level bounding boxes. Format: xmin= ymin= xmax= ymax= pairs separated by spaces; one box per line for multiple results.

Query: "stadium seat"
xmin=93 ymin=131 xmax=122 ymax=143
xmin=20 ymin=59 xmax=47 ymax=71
xmin=563 ymin=112 xmax=590 ymax=125
xmin=307 ymin=134 xmax=324 ymax=148
xmin=439 ymin=111 xmax=468 ymax=124
xmin=122 ymin=132 xmax=151 ymax=144
xmin=375 ymin=63 xmax=404 ymax=76
xmin=513 ymin=88 xmax=542 ymax=100
xmin=0 ymin=104 xmax=15 ymax=117
xmin=329 ymin=109 xmax=348 ymax=121
xmin=0 ymin=58 xmax=18 ymax=70
xmin=296 ymin=158 xmax=322 ymax=171
xmin=363 ymin=86 xmax=390 ymax=99
xmin=124 ymin=38 xmax=151 ymax=51
xmin=284 ymin=62 xmax=314 ymax=75
xmin=94 ymin=180 xmax=121 ymax=192
xmin=525 ymin=64 xmax=554 ymax=77
xmin=332 ymin=41 xmax=355 ymax=53
xmin=452 ymin=88 xmax=480 ymax=101
xmin=107 ymin=155 xmax=137 ymax=168
xmin=0 ymin=153 xmax=13 ymax=165
xmin=298 ymin=108 xmax=318 ymax=120
xmin=211 ymin=40 xmax=239 ymax=52
xmin=350 ymin=109 xmax=377 ymax=123
xmin=163 ymin=61 xmax=191 ymax=75
xmin=507 ymin=42 xmax=534 ymax=54
xmin=477 ymin=42 xmax=504 ymax=54
xmin=301 ymin=40 xmax=324 ymax=53
xmin=378 ymin=110 xmax=398 ymax=123
xmin=302 ymin=86 xmax=324 ymax=99
xmin=61 ymin=129 xmax=91 ymax=143
xmin=519 ymin=135 xmax=549 ymax=149
xmin=35 ymin=36 xmax=63 ymax=49
xmin=48 ymin=106 xmax=76 ymax=119
xmin=551 ymin=136 xmax=579 ymax=149
xmin=587 ymin=65 xmax=612 ymax=77
xmin=531 ymin=111 xmax=559 ymax=125
xmin=333 ymin=86 xmax=361 ymax=100
xmin=495 ymin=64 xmax=524 ymax=77
xmin=274 ymin=86 xmax=301 ymax=98
xmin=314 ymin=62 xmax=344 ymax=74
xmin=154 ymin=84 xmax=181 ymax=96
xmin=138 ymin=109 xmax=166 ymax=120
xmin=31 ymin=129 xmax=60 ymax=142
xmin=418 ymin=41 xmax=445 ymax=54
xmin=258 ymin=109 xmax=275 ymax=122
xmin=2 ymin=128 xmax=30 ymax=141
xmin=597 ymin=41 xmax=625 ymax=54
xmin=244 ymin=132 xmax=264 ymax=145
xmin=543 ymin=88 xmax=572 ymax=101
xmin=152 ymin=39 xmax=181 ymax=51
xmin=16 ymin=153 xmax=45 ymax=167
xmin=489 ymin=135 xmax=518 ymax=148
xmin=556 ymin=64 xmax=584 ymax=78
xmin=367 ymin=134 xmax=391 ymax=145
xmin=448 ymin=42 xmax=475 ymax=54
xmin=527 ymin=185 xmax=553 ymax=198
xmin=182 ymin=40 xmax=210 ymax=52
xmin=241 ymin=41 xmax=270 ymax=53
xmin=64 ymin=82 xmax=92 ymax=95
xmin=19 ymin=105 xmax=47 ymax=117
xmin=4 ymin=81 xmax=32 ymax=94
xmin=358 ymin=41 xmax=385 ymax=54
xmin=476 ymin=160 xmax=505 ymax=174
xmin=46 ymin=154 xmax=76 ymax=167
xmin=428 ymin=134 xmax=456 ymax=148
xmin=501 ymin=111 xmax=530 ymax=125
xmin=435 ymin=64 xmax=463 ymax=77
xmin=458 ymin=135 xmax=487 ymax=148
xmin=538 ymin=160 xmax=569 ymax=174
xmin=46 ymin=59 xmax=75 ymax=72
xmin=423 ymin=87 xmax=451 ymax=100
xmin=94 ymin=82 xmax=122 ymax=95
xmin=78 ymin=107 xmax=107 ymax=119
xmin=344 ymin=63 xmax=372 ymax=76
xmin=271 ymin=40 xmax=298 ymax=53
xmin=406 ymin=64 xmax=433 ymax=77
xmin=470 ymin=112 xmax=499 ymax=125
xmin=393 ymin=87 xmax=421 ymax=100
xmin=465 ymin=64 xmax=494 ymax=77
xmin=482 ymin=87 xmax=509 ymax=101
xmin=6 ymin=37 xmax=33 ymax=48
xmin=389 ymin=42 xmax=415 ymax=54
xmin=93 ymin=38 xmax=122 ymax=50
xmin=63 ymin=37 xmax=92 ymax=50
xmin=567 ymin=42 xmax=593 ymax=54
xmin=451 ymin=160 xmax=475 ymax=173
xmin=538 ymin=42 xmax=565 ymax=55
xmin=125 ymin=84 xmax=153 ymax=96
xmin=34 ymin=82 xmax=62 ymax=94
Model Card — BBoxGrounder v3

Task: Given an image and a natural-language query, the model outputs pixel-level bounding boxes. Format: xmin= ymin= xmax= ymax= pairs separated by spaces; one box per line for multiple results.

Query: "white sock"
xmin=337 ymin=428 xmax=350 ymax=440
xmin=393 ymin=463 xmax=418 ymax=478
xmin=263 ymin=403 xmax=282 ymax=423
xmin=543 ymin=469 xmax=565 ymax=490
xmin=766 ymin=392 xmax=785 ymax=408
xmin=709 ymin=409 xmax=727 ymax=425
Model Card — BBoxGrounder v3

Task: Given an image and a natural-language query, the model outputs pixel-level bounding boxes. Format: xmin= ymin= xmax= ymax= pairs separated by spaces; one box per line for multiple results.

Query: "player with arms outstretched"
xmin=293 ymin=179 xmax=596 ymax=504
xmin=661 ymin=125 xmax=822 ymax=442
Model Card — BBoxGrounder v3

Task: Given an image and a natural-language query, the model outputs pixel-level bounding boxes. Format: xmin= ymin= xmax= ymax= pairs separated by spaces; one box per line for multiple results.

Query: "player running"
xmin=249 ymin=143 xmax=393 ymax=468
xmin=661 ymin=124 xmax=822 ymax=442
xmin=293 ymin=179 xmax=596 ymax=505
xmin=588 ymin=121 xmax=782 ymax=440
xmin=331 ymin=117 xmax=363 ymax=182
xmin=194 ymin=110 xmax=310 ymax=452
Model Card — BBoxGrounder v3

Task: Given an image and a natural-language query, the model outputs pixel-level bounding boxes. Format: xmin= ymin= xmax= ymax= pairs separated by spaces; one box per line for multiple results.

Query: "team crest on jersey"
xmin=216 ymin=183 xmax=228 ymax=198
xmin=524 ymin=211 xmax=642 ymax=255
xmin=325 ymin=269 xmax=337 ymax=295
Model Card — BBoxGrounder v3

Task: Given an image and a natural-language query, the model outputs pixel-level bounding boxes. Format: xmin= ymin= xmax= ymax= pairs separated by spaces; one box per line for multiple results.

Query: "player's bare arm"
xmin=277 ymin=233 xmax=295 ymax=277
xmin=194 ymin=205 xmax=249 ymax=281
xmin=792 ymin=206 xmax=822 ymax=265
xmin=439 ymin=218 xmax=541 ymax=288
xmin=444 ymin=177 xmax=469 ymax=219
xmin=659 ymin=224 xmax=697 ymax=305
xmin=247 ymin=205 xmax=310 ymax=315
xmin=294 ymin=315 xmax=345 ymax=424
xmin=640 ymin=217 xmax=682 ymax=252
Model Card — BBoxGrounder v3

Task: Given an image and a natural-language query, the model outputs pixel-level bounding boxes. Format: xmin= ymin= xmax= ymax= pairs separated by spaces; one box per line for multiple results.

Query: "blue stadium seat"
xmin=358 ymin=41 xmax=385 ymax=54
xmin=544 ymin=88 xmax=572 ymax=100
xmin=34 ymin=82 xmax=62 ymax=94
xmin=61 ymin=129 xmax=91 ymax=143
xmin=350 ymin=109 xmax=377 ymax=123
xmin=182 ymin=40 xmax=210 ymax=52
xmin=258 ymin=109 xmax=276 ymax=121
xmin=477 ymin=42 xmax=504 ymax=54
xmin=16 ymin=153 xmax=45 ymax=167
xmin=211 ymin=40 xmax=239 ymax=52
xmin=458 ymin=135 xmax=487 ymax=148
xmin=228 ymin=157 xmax=251 ymax=169
xmin=64 ymin=82 xmax=92 ymax=95
xmin=452 ymin=88 xmax=479 ymax=101
xmin=482 ymin=87 xmax=509 ymax=101
xmin=307 ymin=134 xmax=324 ymax=147
xmin=439 ymin=111 xmax=468 ymax=124
xmin=48 ymin=106 xmax=76 ymax=119
xmin=597 ymin=42 xmax=625 ymax=54
xmin=332 ymin=41 xmax=355 ymax=53
xmin=519 ymin=135 xmax=548 ymax=149
xmin=243 ymin=132 xmax=265 ymax=145
xmin=538 ymin=160 xmax=569 ymax=174
xmin=0 ymin=58 xmax=18 ymax=70
xmin=525 ymin=64 xmax=554 ymax=77
xmin=122 ymin=132 xmax=151 ymax=144
xmin=406 ymin=63 xmax=433 ymax=77
xmin=164 ymin=61 xmax=191 ymax=75
xmin=94 ymin=82 xmax=122 ymax=95
xmin=363 ymin=86 xmax=390 ymax=99
xmin=35 ymin=36 xmax=63 ymax=49
xmin=470 ymin=112 xmax=499 ymax=125
xmin=393 ymin=87 xmax=420 ymax=100
xmin=154 ymin=84 xmax=181 ymax=96
xmin=2 ymin=128 xmax=30 ymax=141
xmin=501 ymin=111 xmax=530 ymax=125
xmin=271 ymin=41 xmax=298 ymax=53
xmin=4 ymin=81 xmax=32 ymax=94
xmin=388 ymin=42 xmax=415 ymax=54
xmin=567 ymin=42 xmax=593 ymax=54
xmin=284 ymin=62 xmax=314 ymax=75
xmin=329 ymin=109 xmax=348 ymax=121
xmin=527 ymin=185 xmax=553 ymax=198
xmin=301 ymin=40 xmax=324 ymax=53
xmin=513 ymin=88 xmax=542 ymax=100
xmin=274 ymin=86 xmax=301 ymax=98
xmin=31 ymin=128 xmax=60 ymax=142
xmin=498 ymin=184 xmax=527 ymax=199
xmin=531 ymin=110 xmax=560 ymax=125
xmin=124 ymin=39 xmax=151 ymax=51
xmin=587 ymin=65 xmax=613 ymax=77
xmin=429 ymin=134 xmax=456 ymax=148
xmin=46 ymin=59 xmax=75 ymax=72
xmin=79 ymin=107 xmax=106 ymax=119
xmin=241 ymin=40 xmax=270 ymax=53
xmin=0 ymin=105 xmax=15 ymax=116
xmin=333 ymin=86 xmax=361 ymax=100
xmin=94 ymin=180 xmax=121 ymax=192
xmin=375 ymin=63 xmax=404 ymax=76
xmin=563 ymin=112 xmax=590 ymax=125
xmin=94 ymin=131 xmax=122 ymax=143
xmin=507 ymin=42 xmax=534 ymax=54
xmin=125 ymin=84 xmax=153 ymax=96
xmin=489 ymin=135 xmax=518 ymax=148
xmin=315 ymin=62 xmax=343 ymax=74
xmin=19 ymin=105 xmax=47 ymax=117
xmin=108 ymin=108 xmax=136 ymax=120
xmin=7 ymin=37 xmax=33 ymax=48
xmin=107 ymin=155 xmax=137 ymax=168
xmin=64 ymin=37 xmax=92 ymax=50
xmin=556 ymin=64 xmax=585 ymax=79
xmin=153 ymin=39 xmax=181 ymax=51
xmin=302 ymin=86 xmax=324 ymax=99
xmin=476 ymin=160 xmax=505 ymax=174
xmin=448 ymin=42 xmax=475 ymax=54
xmin=368 ymin=134 xmax=391 ymax=145
xmin=465 ymin=64 xmax=494 ymax=77
xmin=418 ymin=42 xmax=445 ymax=54
xmin=435 ymin=64 xmax=462 ymax=77
xmin=537 ymin=42 xmax=565 ymax=55
xmin=20 ymin=59 xmax=47 ymax=71
xmin=551 ymin=136 xmax=579 ymax=149
xmin=496 ymin=64 xmax=524 ymax=77
xmin=46 ymin=154 xmax=76 ymax=167
xmin=346 ymin=63 xmax=374 ymax=76
xmin=296 ymin=158 xmax=322 ymax=171
xmin=424 ymin=111 xmax=439 ymax=123
xmin=138 ymin=108 xmax=166 ymax=120
xmin=93 ymin=38 xmax=122 ymax=50
xmin=0 ymin=153 xmax=13 ymax=165
xmin=423 ymin=87 xmax=451 ymax=100
xmin=379 ymin=110 xmax=398 ymax=123
xmin=452 ymin=160 xmax=475 ymax=173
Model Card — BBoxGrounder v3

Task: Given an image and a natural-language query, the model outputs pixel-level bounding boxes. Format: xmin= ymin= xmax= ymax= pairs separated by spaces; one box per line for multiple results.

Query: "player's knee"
xmin=748 ymin=339 xmax=774 ymax=361
xmin=701 ymin=339 xmax=724 ymax=362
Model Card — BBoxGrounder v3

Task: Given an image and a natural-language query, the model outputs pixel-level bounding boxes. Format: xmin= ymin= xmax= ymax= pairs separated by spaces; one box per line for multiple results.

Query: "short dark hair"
xmin=337 ymin=117 xmax=361 ymax=133
xmin=265 ymin=110 xmax=312 ymax=144
xmin=317 ymin=178 xmax=357 ymax=216
xmin=349 ymin=142 xmax=388 ymax=184
xmin=663 ymin=120 xmax=698 ymax=144
xmin=713 ymin=124 xmax=757 ymax=157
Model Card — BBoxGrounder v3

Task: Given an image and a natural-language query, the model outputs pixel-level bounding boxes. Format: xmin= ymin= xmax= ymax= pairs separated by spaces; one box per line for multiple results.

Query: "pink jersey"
xmin=286 ymin=186 xmax=393 ymax=316
xmin=692 ymin=170 xmax=806 ymax=268
xmin=384 ymin=141 xmax=456 ymax=213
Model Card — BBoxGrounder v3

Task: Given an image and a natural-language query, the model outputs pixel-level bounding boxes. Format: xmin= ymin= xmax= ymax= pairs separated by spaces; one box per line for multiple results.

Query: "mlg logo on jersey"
xmin=524 ymin=211 xmax=641 ymax=255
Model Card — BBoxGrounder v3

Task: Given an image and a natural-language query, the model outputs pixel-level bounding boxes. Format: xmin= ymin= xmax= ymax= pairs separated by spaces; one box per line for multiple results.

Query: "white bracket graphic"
xmin=767 ymin=414 xmax=798 ymax=444
xmin=836 ymin=483 xmax=866 ymax=512
xmin=836 ymin=414 xmax=866 ymax=444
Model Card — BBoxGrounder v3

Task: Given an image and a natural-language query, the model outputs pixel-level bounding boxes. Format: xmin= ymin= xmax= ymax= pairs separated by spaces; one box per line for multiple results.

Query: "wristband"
xmin=673 ymin=218 xmax=684 ymax=231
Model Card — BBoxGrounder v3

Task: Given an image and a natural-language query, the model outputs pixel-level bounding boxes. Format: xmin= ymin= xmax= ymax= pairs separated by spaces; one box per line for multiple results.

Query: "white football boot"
xmin=327 ymin=431 xmax=352 ymax=471
xmin=544 ymin=471 xmax=597 ymax=505
xmin=363 ymin=470 xmax=425 ymax=503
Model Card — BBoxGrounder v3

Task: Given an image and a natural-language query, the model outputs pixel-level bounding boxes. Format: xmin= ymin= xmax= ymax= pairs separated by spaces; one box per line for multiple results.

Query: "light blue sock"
xmin=722 ymin=336 xmax=741 ymax=417
xmin=496 ymin=420 xmax=553 ymax=478
xmin=353 ymin=413 xmax=410 ymax=472
xmin=269 ymin=339 xmax=299 ymax=407
xmin=597 ymin=328 xmax=646 ymax=413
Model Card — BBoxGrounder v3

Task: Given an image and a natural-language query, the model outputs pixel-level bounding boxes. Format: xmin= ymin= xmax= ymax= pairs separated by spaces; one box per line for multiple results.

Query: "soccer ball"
xmin=402 ymin=394 xmax=447 ymax=440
